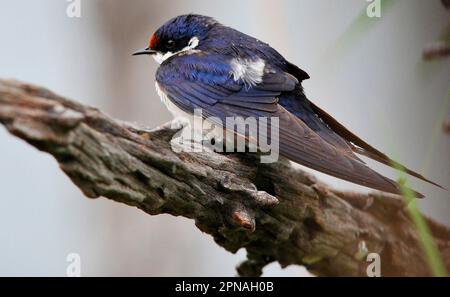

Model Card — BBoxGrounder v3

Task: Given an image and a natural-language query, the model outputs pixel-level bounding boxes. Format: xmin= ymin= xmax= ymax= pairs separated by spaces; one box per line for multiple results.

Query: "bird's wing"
xmin=156 ymin=52 xmax=421 ymax=197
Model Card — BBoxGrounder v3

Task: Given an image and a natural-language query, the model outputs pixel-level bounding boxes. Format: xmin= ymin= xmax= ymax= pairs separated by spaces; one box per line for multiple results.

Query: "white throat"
xmin=152 ymin=36 xmax=200 ymax=64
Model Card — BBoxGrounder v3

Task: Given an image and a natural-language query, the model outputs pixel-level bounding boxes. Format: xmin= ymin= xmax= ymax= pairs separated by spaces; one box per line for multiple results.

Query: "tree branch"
xmin=0 ymin=79 xmax=449 ymax=276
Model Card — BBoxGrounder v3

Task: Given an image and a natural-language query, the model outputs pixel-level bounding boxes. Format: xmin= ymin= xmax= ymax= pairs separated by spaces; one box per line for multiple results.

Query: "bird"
xmin=133 ymin=14 xmax=442 ymax=198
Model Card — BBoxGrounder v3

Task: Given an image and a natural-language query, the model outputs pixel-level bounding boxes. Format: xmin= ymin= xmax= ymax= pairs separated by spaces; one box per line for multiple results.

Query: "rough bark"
xmin=0 ymin=79 xmax=449 ymax=277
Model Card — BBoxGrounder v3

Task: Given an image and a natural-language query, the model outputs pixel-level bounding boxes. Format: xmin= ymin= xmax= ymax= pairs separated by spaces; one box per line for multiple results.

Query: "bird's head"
xmin=133 ymin=14 xmax=217 ymax=64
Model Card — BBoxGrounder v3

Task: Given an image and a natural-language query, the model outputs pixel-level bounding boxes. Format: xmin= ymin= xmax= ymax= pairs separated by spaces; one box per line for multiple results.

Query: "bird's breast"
xmin=154 ymin=82 xmax=231 ymax=145
xmin=155 ymin=82 xmax=191 ymax=119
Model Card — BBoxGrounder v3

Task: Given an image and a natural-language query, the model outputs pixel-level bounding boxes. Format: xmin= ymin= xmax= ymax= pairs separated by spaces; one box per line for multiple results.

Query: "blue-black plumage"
xmin=133 ymin=14 xmax=443 ymax=198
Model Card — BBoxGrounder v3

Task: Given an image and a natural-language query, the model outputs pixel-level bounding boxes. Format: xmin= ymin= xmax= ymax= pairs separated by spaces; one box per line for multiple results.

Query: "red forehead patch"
xmin=149 ymin=33 xmax=159 ymax=49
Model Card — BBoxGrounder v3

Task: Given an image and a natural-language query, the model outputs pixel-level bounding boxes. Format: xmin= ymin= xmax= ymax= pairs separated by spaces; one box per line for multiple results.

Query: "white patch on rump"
xmin=152 ymin=36 xmax=200 ymax=64
xmin=230 ymin=57 xmax=266 ymax=86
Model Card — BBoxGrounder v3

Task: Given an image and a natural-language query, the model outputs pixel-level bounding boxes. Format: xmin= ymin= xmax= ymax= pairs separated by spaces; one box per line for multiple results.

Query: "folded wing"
xmin=156 ymin=52 xmax=424 ymax=197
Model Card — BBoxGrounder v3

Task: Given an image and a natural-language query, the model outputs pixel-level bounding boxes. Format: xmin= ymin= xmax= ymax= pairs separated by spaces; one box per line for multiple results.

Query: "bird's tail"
xmin=308 ymin=100 xmax=445 ymax=191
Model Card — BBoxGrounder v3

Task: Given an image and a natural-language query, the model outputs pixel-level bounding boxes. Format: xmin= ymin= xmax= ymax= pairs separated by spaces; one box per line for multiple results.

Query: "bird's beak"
xmin=132 ymin=48 xmax=156 ymax=56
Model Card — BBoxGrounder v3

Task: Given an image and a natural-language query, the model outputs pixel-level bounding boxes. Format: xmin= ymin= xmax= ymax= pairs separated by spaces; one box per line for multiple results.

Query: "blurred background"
xmin=0 ymin=0 xmax=448 ymax=276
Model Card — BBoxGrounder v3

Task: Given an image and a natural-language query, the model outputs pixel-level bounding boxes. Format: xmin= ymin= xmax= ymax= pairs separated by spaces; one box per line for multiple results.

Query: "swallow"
xmin=133 ymin=14 xmax=443 ymax=197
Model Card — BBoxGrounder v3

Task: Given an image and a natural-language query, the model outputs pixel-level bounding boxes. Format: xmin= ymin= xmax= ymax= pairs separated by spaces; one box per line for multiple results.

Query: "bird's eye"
xmin=166 ymin=40 xmax=175 ymax=49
